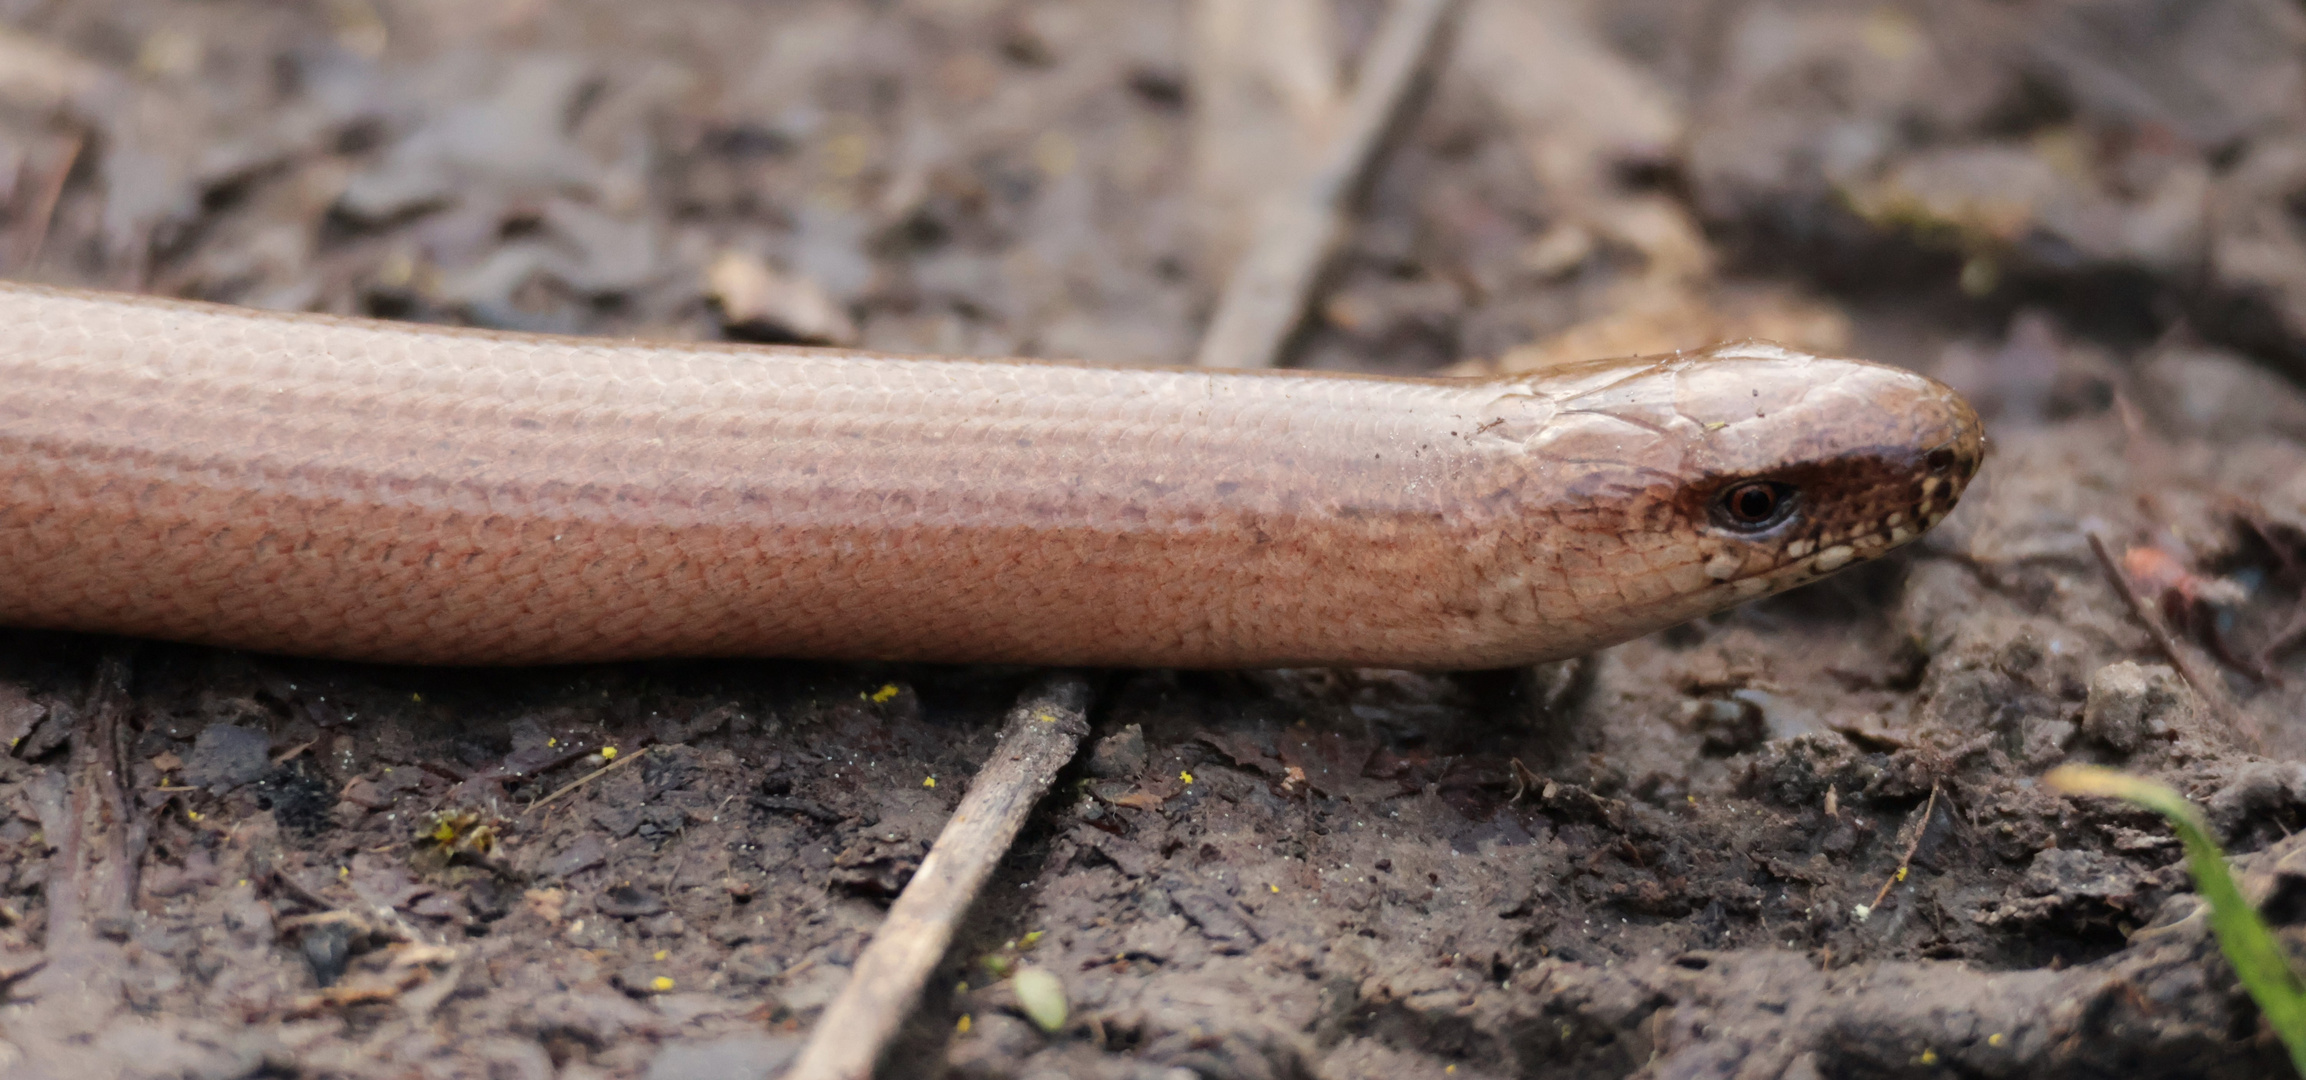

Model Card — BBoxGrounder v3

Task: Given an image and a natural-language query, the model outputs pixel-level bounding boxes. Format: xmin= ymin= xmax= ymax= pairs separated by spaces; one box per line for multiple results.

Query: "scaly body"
xmin=0 ymin=282 xmax=1981 ymax=666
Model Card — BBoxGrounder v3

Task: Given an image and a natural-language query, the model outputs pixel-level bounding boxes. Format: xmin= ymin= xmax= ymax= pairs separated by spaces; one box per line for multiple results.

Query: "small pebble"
xmin=2080 ymin=661 xmax=2195 ymax=753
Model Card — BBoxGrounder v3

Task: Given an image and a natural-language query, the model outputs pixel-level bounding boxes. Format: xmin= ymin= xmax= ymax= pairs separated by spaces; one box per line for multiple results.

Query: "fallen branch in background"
xmin=1192 ymin=0 xmax=1465 ymax=369
xmin=2087 ymin=531 xmax=2261 ymax=751
xmin=786 ymin=674 xmax=1094 ymax=1080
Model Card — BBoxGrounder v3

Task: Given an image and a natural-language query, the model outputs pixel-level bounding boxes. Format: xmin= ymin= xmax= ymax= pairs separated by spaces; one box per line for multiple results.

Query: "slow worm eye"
xmin=1714 ymin=480 xmax=1798 ymax=532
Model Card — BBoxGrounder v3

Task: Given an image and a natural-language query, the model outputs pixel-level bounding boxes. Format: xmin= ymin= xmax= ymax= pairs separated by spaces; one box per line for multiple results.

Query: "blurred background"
xmin=3 ymin=0 xmax=2292 ymax=380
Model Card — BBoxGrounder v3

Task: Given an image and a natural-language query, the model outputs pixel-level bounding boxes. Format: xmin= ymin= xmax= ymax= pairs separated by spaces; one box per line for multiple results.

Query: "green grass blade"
xmin=2047 ymin=765 xmax=2306 ymax=1076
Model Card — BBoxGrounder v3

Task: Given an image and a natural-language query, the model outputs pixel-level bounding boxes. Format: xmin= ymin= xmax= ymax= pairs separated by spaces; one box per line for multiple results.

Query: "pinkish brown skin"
xmin=0 ymin=283 xmax=1982 ymax=667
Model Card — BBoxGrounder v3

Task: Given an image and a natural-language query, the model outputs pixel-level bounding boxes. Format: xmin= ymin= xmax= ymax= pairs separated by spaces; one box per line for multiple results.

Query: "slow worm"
xmin=0 ymin=282 xmax=1982 ymax=668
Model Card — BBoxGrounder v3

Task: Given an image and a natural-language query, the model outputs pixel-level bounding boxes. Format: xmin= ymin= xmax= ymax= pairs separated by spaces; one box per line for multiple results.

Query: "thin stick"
xmin=8 ymin=133 xmax=81 ymax=272
xmin=523 ymin=745 xmax=648 ymax=816
xmin=2086 ymin=531 xmax=2260 ymax=750
xmin=1869 ymin=782 xmax=1940 ymax=911
xmin=18 ymin=654 xmax=141 ymax=1022
xmin=1192 ymin=0 xmax=1465 ymax=369
xmin=787 ymin=674 xmax=1093 ymax=1080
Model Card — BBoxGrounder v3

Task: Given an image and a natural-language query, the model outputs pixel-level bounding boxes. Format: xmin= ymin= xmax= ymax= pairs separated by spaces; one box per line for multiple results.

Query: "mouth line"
xmin=1719 ymin=471 xmax=1976 ymax=593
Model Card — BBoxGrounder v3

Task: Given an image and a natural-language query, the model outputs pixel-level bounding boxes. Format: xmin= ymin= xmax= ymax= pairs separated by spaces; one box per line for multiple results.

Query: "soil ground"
xmin=4 ymin=1 xmax=2306 ymax=1077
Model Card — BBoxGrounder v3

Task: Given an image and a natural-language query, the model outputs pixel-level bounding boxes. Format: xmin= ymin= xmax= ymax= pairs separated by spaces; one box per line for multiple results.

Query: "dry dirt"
xmin=5 ymin=1 xmax=2306 ymax=1078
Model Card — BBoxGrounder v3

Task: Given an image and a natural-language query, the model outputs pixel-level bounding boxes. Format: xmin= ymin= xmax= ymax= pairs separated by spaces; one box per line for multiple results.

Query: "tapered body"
xmin=0 ymin=283 xmax=1981 ymax=666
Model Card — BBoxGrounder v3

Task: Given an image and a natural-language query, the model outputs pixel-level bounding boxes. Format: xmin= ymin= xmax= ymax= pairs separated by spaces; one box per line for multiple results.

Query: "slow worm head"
xmin=1514 ymin=340 xmax=1984 ymax=654
xmin=0 ymin=283 xmax=1981 ymax=667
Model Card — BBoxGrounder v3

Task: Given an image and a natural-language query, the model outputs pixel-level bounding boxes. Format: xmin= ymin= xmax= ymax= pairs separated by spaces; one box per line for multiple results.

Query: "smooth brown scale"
xmin=0 ymin=284 xmax=1983 ymax=667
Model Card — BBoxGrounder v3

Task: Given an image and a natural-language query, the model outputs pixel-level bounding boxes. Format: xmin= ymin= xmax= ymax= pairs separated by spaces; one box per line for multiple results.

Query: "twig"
xmin=523 ymin=745 xmax=648 ymax=816
xmin=1506 ymin=757 xmax=1542 ymax=803
xmin=1192 ymin=0 xmax=1465 ymax=368
xmin=2086 ymin=531 xmax=2261 ymax=750
xmin=89 ymin=657 xmax=144 ymax=937
xmin=2258 ymin=605 xmax=2306 ymax=673
xmin=18 ymin=653 xmax=143 ymax=1024
xmin=1868 ymin=782 xmax=1941 ymax=912
xmin=7 ymin=132 xmax=81 ymax=273
xmin=266 ymin=864 xmax=342 ymax=913
xmin=786 ymin=674 xmax=1094 ymax=1080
